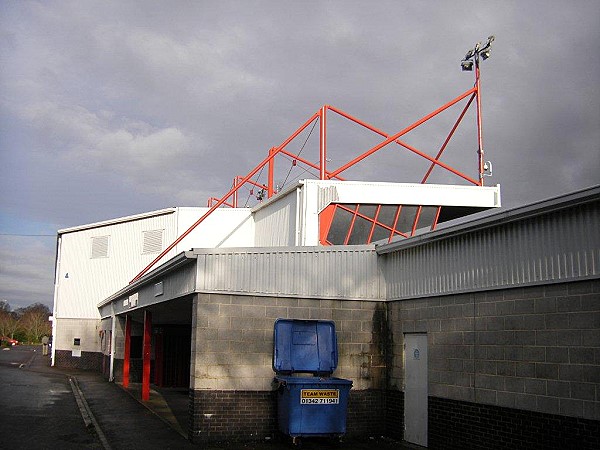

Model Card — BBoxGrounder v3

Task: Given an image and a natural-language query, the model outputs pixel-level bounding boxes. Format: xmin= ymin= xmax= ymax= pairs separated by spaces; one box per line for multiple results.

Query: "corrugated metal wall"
xmin=383 ymin=201 xmax=600 ymax=300
xmin=55 ymin=212 xmax=179 ymax=318
xmin=55 ymin=207 xmax=256 ymax=320
xmin=254 ymin=190 xmax=297 ymax=246
xmin=196 ymin=246 xmax=384 ymax=300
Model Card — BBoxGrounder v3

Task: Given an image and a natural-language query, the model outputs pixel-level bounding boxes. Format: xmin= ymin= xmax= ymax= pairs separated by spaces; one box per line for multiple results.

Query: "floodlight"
xmin=461 ymin=35 xmax=495 ymax=72
xmin=461 ymin=59 xmax=474 ymax=71
xmin=483 ymin=161 xmax=493 ymax=177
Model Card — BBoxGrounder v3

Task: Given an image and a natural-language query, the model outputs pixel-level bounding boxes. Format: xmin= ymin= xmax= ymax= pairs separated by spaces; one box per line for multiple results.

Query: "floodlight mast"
xmin=461 ymin=35 xmax=495 ymax=185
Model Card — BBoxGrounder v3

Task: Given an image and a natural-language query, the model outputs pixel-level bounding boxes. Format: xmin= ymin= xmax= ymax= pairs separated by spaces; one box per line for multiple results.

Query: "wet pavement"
xmin=0 ymin=346 xmax=102 ymax=449
xmin=0 ymin=345 xmax=417 ymax=449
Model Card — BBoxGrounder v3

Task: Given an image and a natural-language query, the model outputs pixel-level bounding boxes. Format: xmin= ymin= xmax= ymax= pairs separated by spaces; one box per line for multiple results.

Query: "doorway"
xmin=154 ymin=325 xmax=191 ymax=387
xmin=404 ymin=333 xmax=428 ymax=447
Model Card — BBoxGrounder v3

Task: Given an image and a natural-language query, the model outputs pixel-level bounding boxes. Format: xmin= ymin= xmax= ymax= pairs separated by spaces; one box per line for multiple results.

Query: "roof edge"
xmin=59 ymin=208 xmax=177 ymax=234
xmin=376 ymin=184 xmax=600 ymax=255
xmin=97 ymin=250 xmax=195 ymax=308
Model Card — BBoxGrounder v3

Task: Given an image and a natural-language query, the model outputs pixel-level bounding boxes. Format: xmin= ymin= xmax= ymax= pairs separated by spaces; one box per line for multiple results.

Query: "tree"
xmin=14 ymin=303 xmax=52 ymax=343
xmin=0 ymin=300 xmax=20 ymax=342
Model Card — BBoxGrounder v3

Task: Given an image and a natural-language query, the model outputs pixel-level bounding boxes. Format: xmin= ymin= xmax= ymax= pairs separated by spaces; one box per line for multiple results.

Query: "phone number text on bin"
xmin=300 ymin=389 xmax=339 ymax=404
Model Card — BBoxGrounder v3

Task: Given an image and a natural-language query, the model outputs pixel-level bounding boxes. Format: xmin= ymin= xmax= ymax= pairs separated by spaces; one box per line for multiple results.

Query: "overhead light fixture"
xmin=460 ymin=35 xmax=495 ymax=71
xmin=483 ymin=161 xmax=493 ymax=177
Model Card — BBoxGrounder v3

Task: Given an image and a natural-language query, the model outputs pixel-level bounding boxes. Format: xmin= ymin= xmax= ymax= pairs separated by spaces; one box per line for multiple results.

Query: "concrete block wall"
xmin=191 ymin=293 xmax=387 ymax=391
xmin=388 ymin=279 xmax=600 ymax=448
xmin=389 ymin=279 xmax=600 ymax=420
xmin=54 ymin=317 xmax=102 ymax=370
xmin=189 ymin=292 xmax=387 ymax=442
xmin=54 ymin=318 xmax=101 ymax=353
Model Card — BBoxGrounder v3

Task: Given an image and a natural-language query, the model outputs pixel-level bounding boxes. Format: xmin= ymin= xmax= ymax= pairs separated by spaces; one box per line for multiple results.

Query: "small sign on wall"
xmin=154 ymin=281 xmax=163 ymax=297
xmin=72 ymin=349 xmax=82 ymax=357
xmin=129 ymin=293 xmax=138 ymax=307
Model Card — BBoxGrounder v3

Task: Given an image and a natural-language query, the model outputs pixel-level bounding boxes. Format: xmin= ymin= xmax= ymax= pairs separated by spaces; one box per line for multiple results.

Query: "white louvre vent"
xmin=91 ymin=235 xmax=109 ymax=258
xmin=143 ymin=229 xmax=163 ymax=254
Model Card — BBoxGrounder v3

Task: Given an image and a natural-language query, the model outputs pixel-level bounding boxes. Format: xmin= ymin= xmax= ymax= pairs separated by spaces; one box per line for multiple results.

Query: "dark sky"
xmin=1 ymin=1 xmax=598 ymax=309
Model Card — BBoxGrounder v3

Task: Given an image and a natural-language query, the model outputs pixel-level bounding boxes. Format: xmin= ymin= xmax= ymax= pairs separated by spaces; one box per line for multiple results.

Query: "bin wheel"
xmin=292 ymin=436 xmax=302 ymax=447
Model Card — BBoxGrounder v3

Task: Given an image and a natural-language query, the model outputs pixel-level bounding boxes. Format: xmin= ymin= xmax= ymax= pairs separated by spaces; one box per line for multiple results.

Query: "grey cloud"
xmin=0 ymin=0 xmax=598 ymax=309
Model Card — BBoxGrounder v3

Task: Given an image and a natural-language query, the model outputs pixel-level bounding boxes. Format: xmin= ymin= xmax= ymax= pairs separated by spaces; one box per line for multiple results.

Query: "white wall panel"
xmin=54 ymin=318 xmax=100 ymax=352
xmin=175 ymin=207 xmax=254 ymax=250
xmin=54 ymin=207 xmax=255 ymax=320
xmin=55 ymin=211 xmax=178 ymax=319
xmin=254 ymin=190 xmax=297 ymax=246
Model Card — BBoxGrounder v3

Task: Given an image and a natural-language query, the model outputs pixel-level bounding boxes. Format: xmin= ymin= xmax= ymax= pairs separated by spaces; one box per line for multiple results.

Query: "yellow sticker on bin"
xmin=300 ymin=389 xmax=339 ymax=404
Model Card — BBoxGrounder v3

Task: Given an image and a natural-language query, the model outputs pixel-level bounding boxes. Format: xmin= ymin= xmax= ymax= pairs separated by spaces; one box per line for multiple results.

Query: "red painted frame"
xmin=131 ymin=75 xmax=487 ymax=282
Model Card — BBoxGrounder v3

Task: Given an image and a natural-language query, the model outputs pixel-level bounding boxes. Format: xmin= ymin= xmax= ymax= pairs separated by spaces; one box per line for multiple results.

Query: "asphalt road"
xmin=0 ymin=345 xmax=103 ymax=449
xmin=0 ymin=345 xmax=417 ymax=450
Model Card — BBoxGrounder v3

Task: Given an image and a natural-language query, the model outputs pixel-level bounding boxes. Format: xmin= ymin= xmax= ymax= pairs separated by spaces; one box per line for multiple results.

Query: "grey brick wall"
xmin=54 ymin=349 xmax=103 ymax=371
xmin=388 ymin=279 xmax=600 ymax=421
xmin=191 ymin=293 xmax=387 ymax=392
xmin=189 ymin=292 xmax=388 ymax=442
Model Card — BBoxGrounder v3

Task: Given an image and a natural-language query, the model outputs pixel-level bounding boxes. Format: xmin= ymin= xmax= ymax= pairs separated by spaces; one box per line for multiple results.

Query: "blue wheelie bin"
xmin=273 ymin=319 xmax=353 ymax=445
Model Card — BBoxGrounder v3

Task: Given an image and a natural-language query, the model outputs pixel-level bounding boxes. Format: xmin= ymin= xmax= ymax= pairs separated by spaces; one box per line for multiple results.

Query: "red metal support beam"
xmin=431 ymin=206 xmax=442 ymax=231
xmin=207 ymin=197 xmax=235 ymax=208
xmin=268 ymin=147 xmax=276 ymax=198
xmin=130 ymin=112 xmax=320 ymax=283
xmin=388 ymin=206 xmax=403 ymax=243
xmin=318 ymin=204 xmax=337 ymax=245
xmin=411 ymin=206 xmax=423 ymax=236
xmin=131 ymin=111 xmax=323 ymax=282
xmin=343 ymin=204 xmax=360 ymax=245
xmin=327 ymin=88 xmax=478 ymax=180
xmin=123 ymin=314 xmax=131 ymax=388
xmin=279 ymin=149 xmax=344 ymax=181
xmin=421 ymin=93 xmax=476 ymax=183
xmin=320 ymin=105 xmax=327 ymax=180
xmin=132 ymin=78 xmax=488 ymax=279
xmin=367 ymin=205 xmax=381 ymax=244
xmin=142 ymin=310 xmax=152 ymax=401
xmin=232 ymin=177 xmax=238 ymax=208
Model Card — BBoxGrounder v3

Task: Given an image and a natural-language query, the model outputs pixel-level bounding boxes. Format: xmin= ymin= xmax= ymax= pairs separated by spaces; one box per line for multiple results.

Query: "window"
xmin=142 ymin=229 xmax=163 ymax=254
xmin=319 ymin=203 xmax=442 ymax=245
xmin=91 ymin=235 xmax=109 ymax=258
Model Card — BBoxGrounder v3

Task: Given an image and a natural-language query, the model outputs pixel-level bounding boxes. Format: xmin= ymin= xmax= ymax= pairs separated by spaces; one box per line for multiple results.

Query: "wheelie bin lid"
xmin=273 ymin=318 xmax=339 ymax=376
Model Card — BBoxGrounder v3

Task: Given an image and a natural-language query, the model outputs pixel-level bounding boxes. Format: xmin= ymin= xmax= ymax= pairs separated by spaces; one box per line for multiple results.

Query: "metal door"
xmin=404 ymin=333 xmax=428 ymax=447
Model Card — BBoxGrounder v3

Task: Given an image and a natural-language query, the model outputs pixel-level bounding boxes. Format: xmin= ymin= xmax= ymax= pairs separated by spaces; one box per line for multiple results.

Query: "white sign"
xmin=129 ymin=292 xmax=138 ymax=307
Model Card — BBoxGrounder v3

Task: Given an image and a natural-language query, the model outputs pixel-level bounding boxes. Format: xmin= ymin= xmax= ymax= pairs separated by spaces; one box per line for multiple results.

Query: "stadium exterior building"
xmin=51 ymin=94 xmax=599 ymax=448
xmin=51 ymin=183 xmax=599 ymax=448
